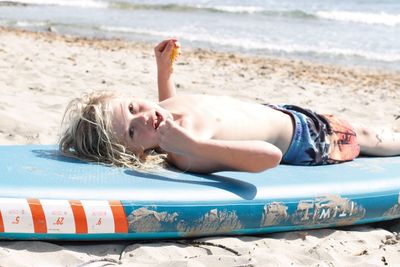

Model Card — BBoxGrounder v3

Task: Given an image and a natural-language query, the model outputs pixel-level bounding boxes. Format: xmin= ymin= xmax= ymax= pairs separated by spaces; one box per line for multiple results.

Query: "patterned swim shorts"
xmin=267 ymin=104 xmax=360 ymax=166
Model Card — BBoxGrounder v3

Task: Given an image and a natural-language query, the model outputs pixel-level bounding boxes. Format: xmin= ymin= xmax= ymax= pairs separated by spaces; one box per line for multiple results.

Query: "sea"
xmin=0 ymin=0 xmax=400 ymax=71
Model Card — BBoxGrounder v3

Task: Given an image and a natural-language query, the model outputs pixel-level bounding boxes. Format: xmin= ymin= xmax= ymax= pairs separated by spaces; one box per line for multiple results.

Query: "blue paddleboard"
xmin=0 ymin=145 xmax=399 ymax=240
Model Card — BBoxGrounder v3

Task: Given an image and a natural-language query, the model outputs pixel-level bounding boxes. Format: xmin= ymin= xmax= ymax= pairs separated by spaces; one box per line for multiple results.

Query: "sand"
xmin=0 ymin=27 xmax=400 ymax=266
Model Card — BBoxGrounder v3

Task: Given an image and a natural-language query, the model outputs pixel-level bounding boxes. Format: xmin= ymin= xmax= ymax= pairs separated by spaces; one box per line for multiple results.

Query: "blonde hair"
xmin=59 ymin=91 xmax=166 ymax=170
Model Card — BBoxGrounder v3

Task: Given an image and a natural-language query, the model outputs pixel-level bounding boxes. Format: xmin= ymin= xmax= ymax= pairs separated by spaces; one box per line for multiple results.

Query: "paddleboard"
xmin=0 ymin=144 xmax=399 ymax=240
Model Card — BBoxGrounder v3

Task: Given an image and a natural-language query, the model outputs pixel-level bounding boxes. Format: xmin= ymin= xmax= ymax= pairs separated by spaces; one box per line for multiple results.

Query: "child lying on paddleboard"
xmin=59 ymin=39 xmax=400 ymax=173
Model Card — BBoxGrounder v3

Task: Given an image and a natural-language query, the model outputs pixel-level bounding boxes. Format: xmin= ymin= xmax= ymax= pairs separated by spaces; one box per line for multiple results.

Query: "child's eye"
xmin=128 ymin=103 xmax=135 ymax=114
xmin=129 ymin=127 xmax=134 ymax=138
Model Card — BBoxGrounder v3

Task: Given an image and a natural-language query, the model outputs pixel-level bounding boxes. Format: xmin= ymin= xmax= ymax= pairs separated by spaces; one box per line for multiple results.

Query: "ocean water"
xmin=1 ymin=0 xmax=400 ymax=70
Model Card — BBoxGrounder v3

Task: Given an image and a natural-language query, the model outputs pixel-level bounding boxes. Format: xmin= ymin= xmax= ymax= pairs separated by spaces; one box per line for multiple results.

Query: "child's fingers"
xmin=154 ymin=40 xmax=169 ymax=53
xmin=155 ymin=39 xmax=177 ymax=54
xmin=157 ymin=121 xmax=168 ymax=134
xmin=157 ymin=120 xmax=174 ymax=137
xmin=162 ymin=40 xmax=174 ymax=56
xmin=157 ymin=119 xmax=175 ymax=135
xmin=165 ymin=118 xmax=175 ymax=128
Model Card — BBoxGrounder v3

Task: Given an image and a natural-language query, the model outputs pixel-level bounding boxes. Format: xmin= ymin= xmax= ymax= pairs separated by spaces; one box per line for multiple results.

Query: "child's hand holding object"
xmin=170 ymin=41 xmax=181 ymax=71
xmin=157 ymin=119 xmax=196 ymax=156
xmin=154 ymin=39 xmax=181 ymax=74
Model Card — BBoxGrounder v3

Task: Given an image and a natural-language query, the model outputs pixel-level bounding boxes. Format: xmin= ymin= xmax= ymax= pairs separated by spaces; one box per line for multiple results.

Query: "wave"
xmin=0 ymin=0 xmax=107 ymax=8
xmin=15 ymin=20 xmax=48 ymax=27
xmin=2 ymin=19 xmax=399 ymax=65
xmin=316 ymin=11 xmax=400 ymax=26
xmin=3 ymin=1 xmax=399 ymax=27
xmin=0 ymin=1 xmax=28 ymax=6
xmin=109 ymin=2 xmax=266 ymax=14
xmin=0 ymin=19 xmax=48 ymax=27
xmin=116 ymin=3 xmax=400 ymax=27
xmin=100 ymin=26 xmax=400 ymax=63
xmin=105 ymin=2 xmax=400 ymax=27
xmin=108 ymin=3 xmax=400 ymax=27
xmin=108 ymin=2 xmax=400 ymax=27
xmin=109 ymin=2 xmax=315 ymax=18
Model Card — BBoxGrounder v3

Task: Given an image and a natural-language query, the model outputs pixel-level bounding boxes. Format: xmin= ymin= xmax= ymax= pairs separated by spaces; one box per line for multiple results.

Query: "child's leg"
xmin=353 ymin=124 xmax=400 ymax=156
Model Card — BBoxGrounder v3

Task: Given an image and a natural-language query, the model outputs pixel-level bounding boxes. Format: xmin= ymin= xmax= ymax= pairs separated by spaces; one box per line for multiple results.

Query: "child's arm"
xmin=171 ymin=139 xmax=282 ymax=173
xmin=158 ymin=120 xmax=282 ymax=173
xmin=154 ymin=39 xmax=181 ymax=102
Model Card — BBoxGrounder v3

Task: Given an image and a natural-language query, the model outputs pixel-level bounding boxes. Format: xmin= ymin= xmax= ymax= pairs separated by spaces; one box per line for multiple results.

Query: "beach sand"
xmin=0 ymin=27 xmax=400 ymax=266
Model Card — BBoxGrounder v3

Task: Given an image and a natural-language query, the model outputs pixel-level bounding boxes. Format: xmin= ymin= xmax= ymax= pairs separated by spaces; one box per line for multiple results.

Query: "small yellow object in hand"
xmin=170 ymin=43 xmax=181 ymax=71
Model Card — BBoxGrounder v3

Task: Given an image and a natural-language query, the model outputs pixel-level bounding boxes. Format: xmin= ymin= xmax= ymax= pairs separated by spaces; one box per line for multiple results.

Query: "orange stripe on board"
xmin=0 ymin=211 xmax=4 ymax=232
xmin=109 ymin=200 xmax=128 ymax=233
xmin=69 ymin=200 xmax=88 ymax=234
xmin=28 ymin=199 xmax=47 ymax=233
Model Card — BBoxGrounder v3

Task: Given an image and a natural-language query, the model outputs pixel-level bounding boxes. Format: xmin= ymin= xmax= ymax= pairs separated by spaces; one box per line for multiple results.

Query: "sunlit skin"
xmin=109 ymin=39 xmax=400 ymax=173
xmin=110 ymin=93 xmax=293 ymax=172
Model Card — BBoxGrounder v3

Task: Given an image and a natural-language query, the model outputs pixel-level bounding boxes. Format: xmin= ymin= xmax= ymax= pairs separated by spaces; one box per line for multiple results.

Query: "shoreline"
xmin=3 ymin=26 xmax=400 ymax=76
xmin=2 ymin=27 xmax=400 ymax=89
xmin=0 ymin=26 xmax=400 ymax=266
xmin=2 ymin=26 xmax=399 ymax=90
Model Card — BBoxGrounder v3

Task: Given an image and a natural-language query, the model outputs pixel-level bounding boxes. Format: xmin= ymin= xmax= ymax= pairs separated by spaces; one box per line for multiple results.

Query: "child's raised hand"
xmin=154 ymin=39 xmax=181 ymax=75
xmin=157 ymin=119 xmax=195 ymax=155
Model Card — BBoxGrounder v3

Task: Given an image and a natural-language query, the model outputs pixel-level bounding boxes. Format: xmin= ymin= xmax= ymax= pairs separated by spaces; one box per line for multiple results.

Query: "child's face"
xmin=110 ymin=97 xmax=171 ymax=156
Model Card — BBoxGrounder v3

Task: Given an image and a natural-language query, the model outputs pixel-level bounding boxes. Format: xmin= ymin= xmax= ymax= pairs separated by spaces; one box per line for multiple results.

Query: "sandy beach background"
xmin=0 ymin=27 xmax=400 ymax=266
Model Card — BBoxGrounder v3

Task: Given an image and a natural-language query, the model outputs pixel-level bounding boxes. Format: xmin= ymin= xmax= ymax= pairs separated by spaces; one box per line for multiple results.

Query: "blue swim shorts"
xmin=267 ymin=104 xmax=360 ymax=166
